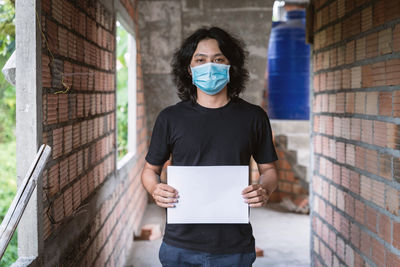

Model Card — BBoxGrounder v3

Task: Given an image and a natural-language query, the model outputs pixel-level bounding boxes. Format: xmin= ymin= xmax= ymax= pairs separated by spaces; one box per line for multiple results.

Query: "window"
xmin=116 ymin=20 xmax=137 ymax=162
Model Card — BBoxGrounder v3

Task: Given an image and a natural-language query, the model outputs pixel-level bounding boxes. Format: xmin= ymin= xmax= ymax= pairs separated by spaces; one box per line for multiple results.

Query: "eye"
xmin=214 ymin=58 xmax=225 ymax=63
xmin=195 ymin=58 xmax=204 ymax=63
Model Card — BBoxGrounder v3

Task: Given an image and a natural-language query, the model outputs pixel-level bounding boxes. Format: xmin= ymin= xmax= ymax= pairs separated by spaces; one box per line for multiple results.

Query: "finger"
xmin=242 ymin=188 xmax=266 ymax=199
xmin=242 ymin=184 xmax=260 ymax=194
xmin=249 ymin=202 xmax=264 ymax=208
xmin=155 ymin=188 xmax=178 ymax=198
xmin=160 ymin=183 xmax=179 ymax=194
xmin=245 ymin=196 xmax=264 ymax=204
xmin=154 ymin=195 xmax=178 ymax=204
xmin=156 ymin=201 xmax=176 ymax=208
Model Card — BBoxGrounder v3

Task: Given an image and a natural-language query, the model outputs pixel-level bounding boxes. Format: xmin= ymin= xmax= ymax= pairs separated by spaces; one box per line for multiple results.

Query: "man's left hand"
xmin=241 ymin=184 xmax=270 ymax=208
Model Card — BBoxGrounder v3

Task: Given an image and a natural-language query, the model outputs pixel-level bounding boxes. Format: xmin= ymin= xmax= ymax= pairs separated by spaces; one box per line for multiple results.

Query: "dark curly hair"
xmin=171 ymin=27 xmax=249 ymax=103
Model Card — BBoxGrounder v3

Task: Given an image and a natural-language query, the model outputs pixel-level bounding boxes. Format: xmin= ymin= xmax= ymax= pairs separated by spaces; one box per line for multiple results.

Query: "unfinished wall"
xmin=138 ymin=0 xmax=275 ymax=132
xmin=311 ymin=0 xmax=400 ymax=266
xmin=39 ymin=0 xmax=148 ymax=266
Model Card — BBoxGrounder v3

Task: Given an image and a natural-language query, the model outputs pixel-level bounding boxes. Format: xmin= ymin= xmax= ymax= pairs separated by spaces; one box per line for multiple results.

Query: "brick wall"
xmin=250 ymin=145 xmax=308 ymax=204
xmin=311 ymin=0 xmax=400 ymax=266
xmin=39 ymin=0 xmax=148 ymax=266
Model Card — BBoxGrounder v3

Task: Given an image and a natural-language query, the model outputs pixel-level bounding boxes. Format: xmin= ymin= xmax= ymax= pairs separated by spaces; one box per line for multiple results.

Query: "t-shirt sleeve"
xmin=252 ymin=108 xmax=278 ymax=164
xmin=145 ymin=112 xmax=171 ymax=166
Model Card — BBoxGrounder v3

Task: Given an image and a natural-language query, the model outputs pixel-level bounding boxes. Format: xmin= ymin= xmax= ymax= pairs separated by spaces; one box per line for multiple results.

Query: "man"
xmin=141 ymin=27 xmax=279 ymax=267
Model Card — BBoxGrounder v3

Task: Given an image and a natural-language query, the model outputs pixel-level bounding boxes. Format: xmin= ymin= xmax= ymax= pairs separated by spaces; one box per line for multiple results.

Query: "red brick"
xmin=336 ymin=235 xmax=345 ymax=260
xmin=48 ymin=163 xmax=60 ymax=197
xmin=59 ymin=158 xmax=69 ymax=189
xmin=350 ymin=171 xmax=360 ymax=195
xmin=395 ymin=92 xmax=400 ymax=118
xmin=360 ymin=230 xmax=371 ymax=256
xmin=380 ymin=153 xmax=392 ymax=180
xmin=366 ymin=92 xmax=378 ymax=115
xmin=355 ymin=37 xmax=366 ymax=61
xmin=379 ymin=92 xmax=392 ymax=116
xmin=52 ymin=0 xmax=62 ymax=24
xmin=333 ymin=46 xmax=343 ymax=67
xmin=373 ymin=0 xmax=385 ymax=26
xmin=384 ymin=0 xmax=400 ymax=24
xmin=340 ymin=213 xmax=350 ymax=239
xmin=361 ymin=6 xmax=372 ymax=32
xmin=351 ymin=118 xmax=361 ymax=141
xmin=336 ymin=142 xmax=345 ymax=163
xmin=53 ymin=195 xmax=64 ymax=223
xmin=64 ymin=125 xmax=72 ymax=154
xmin=47 ymin=94 xmax=58 ymax=125
xmin=80 ymin=174 xmax=89 ymax=202
xmin=58 ymin=94 xmax=69 ymax=122
xmin=395 ymin=157 xmax=400 ymax=182
xmin=371 ymin=237 xmax=385 ymax=267
xmin=69 ymin=153 xmax=77 ymax=182
xmin=345 ymin=144 xmax=355 ymax=165
xmin=72 ymin=179 xmax=81 ymax=210
xmin=371 ymin=61 xmax=386 ymax=87
xmin=366 ymin=32 xmax=379 ymax=58
xmin=42 ymin=54 xmax=52 ymax=88
xmin=394 ymin=221 xmax=400 ymax=250
xmin=386 ymin=186 xmax=399 ymax=216
xmin=386 ymin=59 xmax=400 ymax=86
xmin=355 ymin=92 xmax=365 ymax=114
xmin=378 ymin=28 xmax=393 ymax=55
xmin=53 ymin=128 xmax=63 ymax=159
xmin=345 ymin=40 xmax=355 ymax=64
xmin=387 ymin=251 xmax=400 ymax=267
xmin=43 ymin=211 xmax=52 ymax=240
xmin=72 ymin=124 xmax=80 ymax=149
xmin=365 ymin=205 xmax=378 ymax=233
xmin=361 ymin=65 xmax=373 ymax=88
xmin=373 ymin=121 xmax=387 ymax=147
xmin=365 ymin=149 xmax=378 ymax=175
xmin=343 ymin=13 xmax=360 ymax=40
xmin=354 ymin=252 xmax=365 ymax=267
xmin=344 ymin=193 xmax=355 ymax=218
xmin=355 ymin=146 xmax=365 ymax=170
xmin=63 ymin=186 xmax=73 ymax=218
xmin=394 ymin=24 xmax=400 ymax=52
xmin=350 ymin=222 xmax=361 ymax=249
xmin=361 ymin=175 xmax=372 ymax=201
xmin=80 ymin=121 xmax=88 ymax=146
xmin=377 ymin=212 xmax=391 ymax=244
xmin=361 ymin=119 xmax=373 ymax=144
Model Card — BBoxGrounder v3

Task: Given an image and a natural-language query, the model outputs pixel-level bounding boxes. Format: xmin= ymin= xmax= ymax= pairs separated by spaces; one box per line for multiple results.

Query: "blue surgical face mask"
xmin=190 ymin=63 xmax=230 ymax=95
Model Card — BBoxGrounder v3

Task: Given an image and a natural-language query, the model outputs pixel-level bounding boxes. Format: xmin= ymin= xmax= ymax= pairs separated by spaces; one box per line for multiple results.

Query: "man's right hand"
xmin=150 ymin=183 xmax=179 ymax=208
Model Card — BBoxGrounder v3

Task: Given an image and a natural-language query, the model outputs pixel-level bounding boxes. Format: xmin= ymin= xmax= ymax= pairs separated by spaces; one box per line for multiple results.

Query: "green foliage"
xmin=116 ymin=22 xmax=129 ymax=159
xmin=0 ymin=141 xmax=17 ymax=266
xmin=0 ymin=0 xmax=16 ymax=143
xmin=0 ymin=1 xmax=17 ymax=265
xmin=0 ymin=0 xmax=15 ymax=56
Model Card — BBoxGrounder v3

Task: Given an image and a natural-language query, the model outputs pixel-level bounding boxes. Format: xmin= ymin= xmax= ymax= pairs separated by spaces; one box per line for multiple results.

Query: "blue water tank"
xmin=267 ymin=10 xmax=310 ymax=120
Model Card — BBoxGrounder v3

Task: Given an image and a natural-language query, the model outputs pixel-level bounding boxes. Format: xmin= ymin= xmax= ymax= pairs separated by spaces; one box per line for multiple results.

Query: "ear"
xmin=188 ymin=66 xmax=192 ymax=76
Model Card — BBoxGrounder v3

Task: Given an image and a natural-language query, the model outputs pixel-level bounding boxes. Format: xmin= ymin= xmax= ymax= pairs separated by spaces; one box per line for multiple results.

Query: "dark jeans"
xmin=158 ymin=241 xmax=257 ymax=267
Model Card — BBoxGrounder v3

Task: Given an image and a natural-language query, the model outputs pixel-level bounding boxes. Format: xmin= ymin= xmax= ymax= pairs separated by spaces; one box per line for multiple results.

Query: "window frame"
xmin=115 ymin=2 xmax=138 ymax=170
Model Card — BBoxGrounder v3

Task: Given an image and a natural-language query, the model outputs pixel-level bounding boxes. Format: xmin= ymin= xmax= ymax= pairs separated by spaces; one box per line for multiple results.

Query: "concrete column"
xmin=15 ymin=0 xmax=43 ymax=264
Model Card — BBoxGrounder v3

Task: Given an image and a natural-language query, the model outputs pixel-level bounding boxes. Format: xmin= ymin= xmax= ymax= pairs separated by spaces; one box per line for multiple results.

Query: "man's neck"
xmin=196 ymin=87 xmax=230 ymax=108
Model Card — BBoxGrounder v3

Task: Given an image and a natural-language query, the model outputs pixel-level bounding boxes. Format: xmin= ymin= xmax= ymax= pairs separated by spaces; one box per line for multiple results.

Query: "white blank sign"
xmin=167 ymin=165 xmax=249 ymax=224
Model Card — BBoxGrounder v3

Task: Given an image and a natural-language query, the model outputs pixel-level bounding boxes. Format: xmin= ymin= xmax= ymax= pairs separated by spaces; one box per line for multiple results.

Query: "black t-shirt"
xmin=145 ymin=97 xmax=278 ymax=254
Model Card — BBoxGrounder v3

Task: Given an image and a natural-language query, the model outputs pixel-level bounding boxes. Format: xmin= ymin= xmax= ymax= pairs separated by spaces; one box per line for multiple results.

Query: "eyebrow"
xmin=193 ymin=53 xmax=225 ymax=57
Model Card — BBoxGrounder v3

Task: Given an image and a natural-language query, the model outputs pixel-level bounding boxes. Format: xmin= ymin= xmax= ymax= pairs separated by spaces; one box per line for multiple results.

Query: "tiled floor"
xmin=124 ymin=203 xmax=310 ymax=267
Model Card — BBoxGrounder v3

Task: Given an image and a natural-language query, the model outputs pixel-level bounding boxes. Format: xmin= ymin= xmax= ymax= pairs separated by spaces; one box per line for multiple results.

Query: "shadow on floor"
xmin=124 ymin=203 xmax=310 ymax=267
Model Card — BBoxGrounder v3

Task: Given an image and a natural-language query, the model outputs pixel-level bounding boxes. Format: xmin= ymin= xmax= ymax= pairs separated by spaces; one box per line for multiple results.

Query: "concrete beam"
xmin=15 ymin=0 xmax=43 ymax=264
